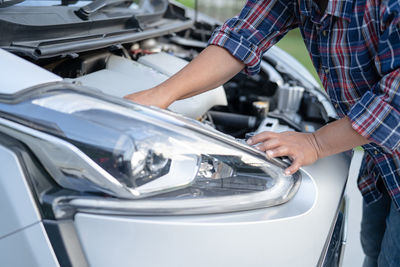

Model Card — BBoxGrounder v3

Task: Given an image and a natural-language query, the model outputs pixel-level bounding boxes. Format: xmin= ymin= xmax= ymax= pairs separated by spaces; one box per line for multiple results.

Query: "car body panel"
xmin=74 ymin=153 xmax=349 ymax=267
xmin=0 ymin=222 xmax=59 ymax=267
xmin=0 ymin=145 xmax=41 ymax=238
xmin=0 ymin=49 xmax=62 ymax=95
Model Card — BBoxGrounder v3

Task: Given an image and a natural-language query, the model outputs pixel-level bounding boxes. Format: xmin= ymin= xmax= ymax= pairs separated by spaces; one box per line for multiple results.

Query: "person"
xmin=124 ymin=0 xmax=400 ymax=265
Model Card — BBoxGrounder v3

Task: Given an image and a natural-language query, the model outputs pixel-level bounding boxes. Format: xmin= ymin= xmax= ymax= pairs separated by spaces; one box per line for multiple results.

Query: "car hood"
xmin=0 ymin=0 xmax=192 ymax=59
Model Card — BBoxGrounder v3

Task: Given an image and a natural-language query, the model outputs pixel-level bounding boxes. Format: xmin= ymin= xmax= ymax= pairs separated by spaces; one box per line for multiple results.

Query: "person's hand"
xmin=124 ymin=87 xmax=171 ymax=109
xmin=247 ymin=131 xmax=321 ymax=175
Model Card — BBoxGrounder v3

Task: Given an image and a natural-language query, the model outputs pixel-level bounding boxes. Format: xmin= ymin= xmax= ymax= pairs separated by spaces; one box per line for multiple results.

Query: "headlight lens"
xmin=0 ymin=84 xmax=300 ymax=215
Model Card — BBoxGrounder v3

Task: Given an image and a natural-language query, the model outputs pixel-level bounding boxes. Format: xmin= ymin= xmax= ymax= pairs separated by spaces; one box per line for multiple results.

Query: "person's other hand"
xmin=247 ymin=131 xmax=321 ymax=175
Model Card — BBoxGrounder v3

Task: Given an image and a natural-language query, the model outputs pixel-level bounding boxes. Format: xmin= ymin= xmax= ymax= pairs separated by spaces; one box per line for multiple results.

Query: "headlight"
xmin=0 ymin=84 xmax=300 ymax=215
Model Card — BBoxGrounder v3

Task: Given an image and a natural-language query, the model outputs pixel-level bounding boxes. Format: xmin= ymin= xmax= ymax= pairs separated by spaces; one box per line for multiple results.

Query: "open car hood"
xmin=0 ymin=0 xmax=192 ymax=59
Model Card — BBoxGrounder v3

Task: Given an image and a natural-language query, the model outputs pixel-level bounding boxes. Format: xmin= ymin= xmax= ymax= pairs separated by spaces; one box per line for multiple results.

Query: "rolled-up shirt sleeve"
xmin=347 ymin=5 xmax=400 ymax=151
xmin=208 ymin=0 xmax=299 ymax=75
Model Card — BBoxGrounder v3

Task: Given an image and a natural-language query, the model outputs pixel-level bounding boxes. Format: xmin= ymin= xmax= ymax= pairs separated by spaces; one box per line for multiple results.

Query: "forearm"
xmin=164 ymin=45 xmax=244 ymax=100
xmin=125 ymin=45 xmax=244 ymax=108
xmin=312 ymin=116 xmax=370 ymax=158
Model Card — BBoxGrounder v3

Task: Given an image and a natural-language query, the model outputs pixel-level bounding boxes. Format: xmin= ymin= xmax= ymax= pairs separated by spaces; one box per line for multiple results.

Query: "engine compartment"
xmin=34 ymin=23 xmax=333 ymax=139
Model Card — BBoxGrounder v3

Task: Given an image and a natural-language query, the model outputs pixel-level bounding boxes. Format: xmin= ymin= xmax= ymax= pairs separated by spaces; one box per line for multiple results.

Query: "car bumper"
xmin=70 ymin=153 xmax=349 ymax=267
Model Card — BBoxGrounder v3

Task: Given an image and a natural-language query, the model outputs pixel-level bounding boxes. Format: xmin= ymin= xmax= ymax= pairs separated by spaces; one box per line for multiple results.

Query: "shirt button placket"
xmin=319 ymin=21 xmax=330 ymax=79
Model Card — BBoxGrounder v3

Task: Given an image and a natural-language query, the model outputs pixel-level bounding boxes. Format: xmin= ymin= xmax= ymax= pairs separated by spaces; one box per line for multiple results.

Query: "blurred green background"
xmin=276 ymin=29 xmax=319 ymax=83
xmin=176 ymin=0 xmax=321 ymax=84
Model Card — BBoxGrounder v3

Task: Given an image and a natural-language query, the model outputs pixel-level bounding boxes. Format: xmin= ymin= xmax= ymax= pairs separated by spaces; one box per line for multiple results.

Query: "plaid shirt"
xmin=208 ymin=0 xmax=400 ymax=208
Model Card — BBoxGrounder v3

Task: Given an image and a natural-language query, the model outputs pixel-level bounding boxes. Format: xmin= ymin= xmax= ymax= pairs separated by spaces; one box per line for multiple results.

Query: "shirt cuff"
xmin=208 ymin=24 xmax=264 ymax=76
xmin=347 ymin=90 xmax=400 ymax=151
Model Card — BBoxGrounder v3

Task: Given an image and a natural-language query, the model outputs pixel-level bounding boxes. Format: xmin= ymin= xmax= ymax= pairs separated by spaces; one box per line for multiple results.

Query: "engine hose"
xmin=208 ymin=111 xmax=258 ymax=129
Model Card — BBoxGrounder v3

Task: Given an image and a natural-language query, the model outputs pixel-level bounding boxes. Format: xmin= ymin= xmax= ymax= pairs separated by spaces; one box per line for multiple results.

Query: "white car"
xmin=0 ymin=0 xmax=350 ymax=266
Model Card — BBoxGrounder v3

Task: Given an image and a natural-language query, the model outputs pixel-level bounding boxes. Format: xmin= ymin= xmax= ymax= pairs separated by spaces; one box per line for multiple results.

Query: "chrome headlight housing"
xmin=0 ymin=84 xmax=300 ymax=216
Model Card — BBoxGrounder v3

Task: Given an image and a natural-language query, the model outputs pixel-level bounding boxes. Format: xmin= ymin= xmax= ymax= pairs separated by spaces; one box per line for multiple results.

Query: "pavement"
xmin=342 ymin=150 xmax=364 ymax=267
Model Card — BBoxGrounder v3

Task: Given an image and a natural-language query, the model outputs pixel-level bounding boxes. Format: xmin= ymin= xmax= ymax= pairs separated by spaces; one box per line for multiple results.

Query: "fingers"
xmin=123 ymin=89 xmax=169 ymax=108
xmin=247 ymin=131 xmax=319 ymax=175
xmin=123 ymin=92 xmax=141 ymax=103
xmin=247 ymin=131 xmax=277 ymax=145
xmin=266 ymin=146 xmax=301 ymax=175
xmin=247 ymin=131 xmax=306 ymax=175
xmin=255 ymin=138 xmax=280 ymax=151
xmin=284 ymin=158 xmax=302 ymax=175
xmin=265 ymin=146 xmax=289 ymax=158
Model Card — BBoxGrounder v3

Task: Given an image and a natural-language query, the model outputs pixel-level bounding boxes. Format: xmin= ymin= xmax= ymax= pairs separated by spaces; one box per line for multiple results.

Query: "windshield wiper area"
xmin=0 ymin=0 xmax=191 ymax=59
xmin=0 ymin=0 xmax=24 ymax=8
xmin=75 ymin=0 xmax=131 ymax=20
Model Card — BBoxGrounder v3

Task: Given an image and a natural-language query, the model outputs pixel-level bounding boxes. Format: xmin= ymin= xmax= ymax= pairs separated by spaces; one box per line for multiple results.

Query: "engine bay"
xmin=34 ymin=24 xmax=333 ymax=140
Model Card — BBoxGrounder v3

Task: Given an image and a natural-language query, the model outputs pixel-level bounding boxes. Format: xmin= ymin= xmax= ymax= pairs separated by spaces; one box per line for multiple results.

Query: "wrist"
xmin=311 ymin=117 xmax=369 ymax=159
xmin=310 ymin=132 xmax=323 ymax=160
xmin=152 ymin=84 xmax=176 ymax=109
